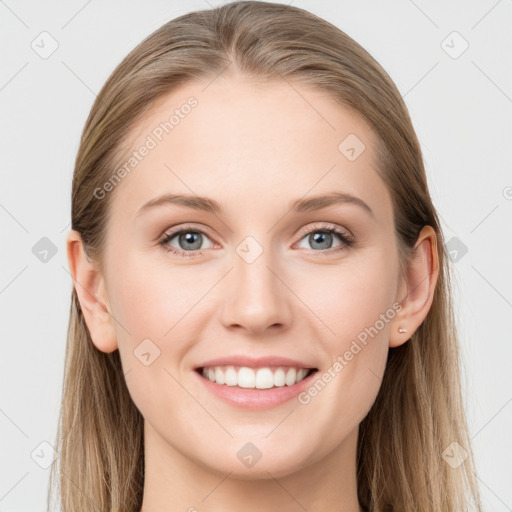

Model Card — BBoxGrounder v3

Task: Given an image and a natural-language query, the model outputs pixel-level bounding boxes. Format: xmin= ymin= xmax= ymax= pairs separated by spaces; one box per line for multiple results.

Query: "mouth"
xmin=195 ymin=365 xmax=319 ymax=390
xmin=193 ymin=355 xmax=320 ymax=409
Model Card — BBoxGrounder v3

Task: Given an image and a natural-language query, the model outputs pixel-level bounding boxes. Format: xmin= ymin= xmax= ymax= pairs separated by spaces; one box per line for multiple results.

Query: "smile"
xmin=194 ymin=360 xmax=319 ymax=409
xmin=198 ymin=365 xmax=316 ymax=389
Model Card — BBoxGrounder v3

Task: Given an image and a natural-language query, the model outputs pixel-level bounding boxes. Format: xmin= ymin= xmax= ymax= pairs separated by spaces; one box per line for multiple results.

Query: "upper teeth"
xmin=201 ymin=366 xmax=311 ymax=389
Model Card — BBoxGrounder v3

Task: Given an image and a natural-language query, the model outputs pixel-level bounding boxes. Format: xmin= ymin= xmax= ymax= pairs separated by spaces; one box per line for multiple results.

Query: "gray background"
xmin=1 ymin=0 xmax=511 ymax=510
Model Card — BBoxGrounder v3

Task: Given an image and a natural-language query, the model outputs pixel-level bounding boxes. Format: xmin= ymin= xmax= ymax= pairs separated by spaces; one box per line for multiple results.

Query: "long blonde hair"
xmin=49 ymin=2 xmax=482 ymax=510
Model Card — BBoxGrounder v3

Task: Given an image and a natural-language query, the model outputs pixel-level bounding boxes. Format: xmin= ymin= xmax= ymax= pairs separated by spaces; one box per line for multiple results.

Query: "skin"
xmin=67 ymin=74 xmax=439 ymax=512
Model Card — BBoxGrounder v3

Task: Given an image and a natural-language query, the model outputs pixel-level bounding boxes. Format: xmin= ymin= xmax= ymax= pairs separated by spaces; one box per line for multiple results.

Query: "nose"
xmin=220 ymin=244 xmax=293 ymax=335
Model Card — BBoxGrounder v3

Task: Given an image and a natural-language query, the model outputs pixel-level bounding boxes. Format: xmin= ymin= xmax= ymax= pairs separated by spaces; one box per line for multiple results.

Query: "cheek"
xmin=299 ymin=246 xmax=398 ymax=349
xmin=107 ymin=252 xmax=209 ymax=342
xmin=107 ymin=256 xmax=208 ymax=424
xmin=294 ymin=247 xmax=396 ymax=422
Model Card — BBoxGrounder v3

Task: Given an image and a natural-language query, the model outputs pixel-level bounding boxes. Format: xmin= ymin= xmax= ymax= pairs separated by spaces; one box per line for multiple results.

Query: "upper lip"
xmin=196 ymin=355 xmax=317 ymax=370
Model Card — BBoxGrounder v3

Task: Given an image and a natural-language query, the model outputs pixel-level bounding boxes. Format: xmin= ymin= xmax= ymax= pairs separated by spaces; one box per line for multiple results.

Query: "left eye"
xmin=296 ymin=227 xmax=353 ymax=252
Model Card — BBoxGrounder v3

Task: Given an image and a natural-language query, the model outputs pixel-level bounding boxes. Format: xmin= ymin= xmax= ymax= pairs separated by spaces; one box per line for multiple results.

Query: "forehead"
xmin=109 ymin=75 xmax=392 ymax=223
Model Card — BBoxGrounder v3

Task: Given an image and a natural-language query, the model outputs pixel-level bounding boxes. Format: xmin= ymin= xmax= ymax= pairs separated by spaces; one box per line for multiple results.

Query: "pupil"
xmin=311 ymin=232 xmax=332 ymax=250
xmin=181 ymin=232 xmax=201 ymax=250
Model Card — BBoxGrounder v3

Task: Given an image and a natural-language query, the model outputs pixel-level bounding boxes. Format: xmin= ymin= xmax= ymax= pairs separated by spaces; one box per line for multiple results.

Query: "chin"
xmin=195 ymin=440 xmax=316 ymax=480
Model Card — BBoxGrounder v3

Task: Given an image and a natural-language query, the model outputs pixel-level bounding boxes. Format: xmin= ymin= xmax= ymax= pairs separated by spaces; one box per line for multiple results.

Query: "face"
xmin=95 ymin=75 xmax=403 ymax=478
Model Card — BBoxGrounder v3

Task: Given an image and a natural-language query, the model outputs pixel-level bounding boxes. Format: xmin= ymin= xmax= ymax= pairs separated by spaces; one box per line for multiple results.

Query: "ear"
xmin=389 ymin=225 xmax=440 ymax=348
xmin=66 ymin=229 xmax=118 ymax=353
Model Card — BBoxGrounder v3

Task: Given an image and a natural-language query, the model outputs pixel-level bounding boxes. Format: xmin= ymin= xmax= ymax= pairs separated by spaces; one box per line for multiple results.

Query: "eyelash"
xmin=158 ymin=223 xmax=355 ymax=258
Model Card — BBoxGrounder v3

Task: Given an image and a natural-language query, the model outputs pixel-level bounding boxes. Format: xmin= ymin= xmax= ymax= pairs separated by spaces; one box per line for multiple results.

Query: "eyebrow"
xmin=136 ymin=191 xmax=374 ymax=218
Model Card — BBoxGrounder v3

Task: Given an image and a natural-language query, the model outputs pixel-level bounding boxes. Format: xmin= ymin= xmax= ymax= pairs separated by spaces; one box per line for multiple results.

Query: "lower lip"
xmin=194 ymin=369 xmax=318 ymax=410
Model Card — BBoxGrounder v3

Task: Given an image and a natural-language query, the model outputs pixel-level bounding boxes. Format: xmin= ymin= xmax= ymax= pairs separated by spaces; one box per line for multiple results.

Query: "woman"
xmin=50 ymin=1 xmax=482 ymax=511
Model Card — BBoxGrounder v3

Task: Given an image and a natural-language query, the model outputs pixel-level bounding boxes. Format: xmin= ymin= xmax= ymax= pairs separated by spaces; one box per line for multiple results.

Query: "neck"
xmin=140 ymin=421 xmax=364 ymax=512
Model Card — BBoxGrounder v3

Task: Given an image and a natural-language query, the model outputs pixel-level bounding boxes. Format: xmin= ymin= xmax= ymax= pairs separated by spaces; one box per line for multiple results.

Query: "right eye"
xmin=159 ymin=225 xmax=215 ymax=257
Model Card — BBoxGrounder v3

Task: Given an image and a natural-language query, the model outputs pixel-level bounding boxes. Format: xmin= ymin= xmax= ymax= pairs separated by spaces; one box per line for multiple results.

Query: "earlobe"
xmin=389 ymin=225 xmax=439 ymax=348
xmin=66 ymin=230 xmax=118 ymax=353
